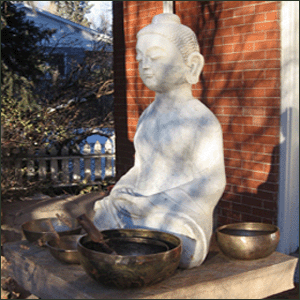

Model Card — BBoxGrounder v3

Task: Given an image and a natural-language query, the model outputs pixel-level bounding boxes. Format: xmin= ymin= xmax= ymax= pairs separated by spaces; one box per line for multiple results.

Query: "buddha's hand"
xmin=110 ymin=187 xmax=136 ymax=199
xmin=112 ymin=191 xmax=157 ymax=218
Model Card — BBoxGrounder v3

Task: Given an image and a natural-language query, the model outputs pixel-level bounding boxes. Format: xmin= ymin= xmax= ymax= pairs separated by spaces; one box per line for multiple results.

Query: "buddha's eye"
xmin=149 ymin=55 xmax=162 ymax=60
xmin=147 ymin=48 xmax=166 ymax=61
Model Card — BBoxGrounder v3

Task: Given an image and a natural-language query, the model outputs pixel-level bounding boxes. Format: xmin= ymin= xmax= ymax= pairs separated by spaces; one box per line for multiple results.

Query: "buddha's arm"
xmin=108 ymin=112 xmax=149 ymax=198
xmin=111 ymin=157 xmax=225 ymax=220
xmin=162 ymin=160 xmax=226 ymax=213
xmin=158 ymin=122 xmax=226 ymax=207
xmin=112 ymin=123 xmax=226 ymax=216
xmin=175 ymin=125 xmax=226 ymax=204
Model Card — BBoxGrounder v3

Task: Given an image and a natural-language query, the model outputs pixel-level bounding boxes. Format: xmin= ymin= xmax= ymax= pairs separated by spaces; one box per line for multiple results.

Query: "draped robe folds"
xmin=94 ymin=98 xmax=226 ymax=269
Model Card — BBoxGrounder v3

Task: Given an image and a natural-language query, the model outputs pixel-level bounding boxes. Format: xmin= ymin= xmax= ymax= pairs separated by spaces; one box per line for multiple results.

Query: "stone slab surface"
xmin=3 ymin=239 xmax=298 ymax=299
xmin=4 ymin=192 xmax=104 ymax=228
xmin=1 ymin=192 xmax=104 ymax=244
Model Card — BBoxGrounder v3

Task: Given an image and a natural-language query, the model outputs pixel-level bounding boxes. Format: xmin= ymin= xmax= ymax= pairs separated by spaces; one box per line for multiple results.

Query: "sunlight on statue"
xmin=94 ymin=13 xmax=226 ymax=269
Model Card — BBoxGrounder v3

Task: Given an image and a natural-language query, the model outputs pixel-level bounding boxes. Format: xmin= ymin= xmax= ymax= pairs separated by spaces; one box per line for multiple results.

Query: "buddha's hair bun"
xmin=137 ymin=13 xmax=200 ymax=63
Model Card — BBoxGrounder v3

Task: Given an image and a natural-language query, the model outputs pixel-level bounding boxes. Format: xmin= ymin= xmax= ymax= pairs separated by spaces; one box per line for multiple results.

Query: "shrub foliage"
xmin=1 ymin=1 xmax=114 ymax=199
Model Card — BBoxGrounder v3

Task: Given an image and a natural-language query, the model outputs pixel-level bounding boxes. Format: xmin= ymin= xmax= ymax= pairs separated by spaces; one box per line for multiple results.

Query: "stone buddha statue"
xmin=94 ymin=13 xmax=226 ymax=269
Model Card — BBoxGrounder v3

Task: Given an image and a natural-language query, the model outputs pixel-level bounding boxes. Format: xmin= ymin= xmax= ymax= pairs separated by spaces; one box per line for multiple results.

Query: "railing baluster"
xmin=49 ymin=146 xmax=58 ymax=182
xmin=83 ymin=142 xmax=91 ymax=182
xmin=38 ymin=147 xmax=47 ymax=181
xmin=13 ymin=148 xmax=22 ymax=185
xmin=72 ymin=143 xmax=81 ymax=183
xmin=94 ymin=141 xmax=102 ymax=181
xmin=104 ymin=139 xmax=113 ymax=179
xmin=73 ymin=158 xmax=80 ymax=182
xmin=27 ymin=148 xmax=35 ymax=181
xmin=61 ymin=145 xmax=69 ymax=183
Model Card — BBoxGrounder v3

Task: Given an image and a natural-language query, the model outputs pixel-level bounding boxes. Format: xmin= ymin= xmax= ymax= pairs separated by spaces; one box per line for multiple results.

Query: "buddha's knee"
xmin=93 ymin=198 xmax=121 ymax=230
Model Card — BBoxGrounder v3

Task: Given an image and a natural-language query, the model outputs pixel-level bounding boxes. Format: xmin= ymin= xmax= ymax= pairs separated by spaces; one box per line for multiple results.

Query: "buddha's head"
xmin=136 ymin=13 xmax=204 ymax=93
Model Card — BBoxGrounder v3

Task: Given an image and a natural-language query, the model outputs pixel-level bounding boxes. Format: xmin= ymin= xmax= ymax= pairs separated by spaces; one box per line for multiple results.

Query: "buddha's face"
xmin=136 ymin=34 xmax=188 ymax=93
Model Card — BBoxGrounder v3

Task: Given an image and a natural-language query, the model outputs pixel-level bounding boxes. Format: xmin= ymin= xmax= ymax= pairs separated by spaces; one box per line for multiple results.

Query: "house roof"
xmin=15 ymin=3 xmax=113 ymax=46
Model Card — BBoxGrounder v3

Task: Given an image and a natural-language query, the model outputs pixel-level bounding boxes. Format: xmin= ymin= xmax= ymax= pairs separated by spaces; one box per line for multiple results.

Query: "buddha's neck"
xmin=154 ymin=84 xmax=193 ymax=108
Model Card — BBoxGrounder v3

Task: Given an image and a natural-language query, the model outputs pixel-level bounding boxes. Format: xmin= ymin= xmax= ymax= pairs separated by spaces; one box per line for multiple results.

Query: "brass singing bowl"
xmin=216 ymin=222 xmax=280 ymax=260
xmin=77 ymin=229 xmax=182 ymax=289
xmin=46 ymin=235 xmax=83 ymax=264
xmin=22 ymin=217 xmax=82 ymax=245
xmin=104 ymin=237 xmax=169 ymax=255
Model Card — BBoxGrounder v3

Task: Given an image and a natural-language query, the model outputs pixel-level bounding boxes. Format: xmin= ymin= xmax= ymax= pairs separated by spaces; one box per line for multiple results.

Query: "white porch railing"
xmin=8 ymin=136 xmax=115 ymax=188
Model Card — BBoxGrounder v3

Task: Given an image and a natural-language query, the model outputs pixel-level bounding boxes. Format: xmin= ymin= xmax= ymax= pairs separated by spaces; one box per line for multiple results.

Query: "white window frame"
xmin=277 ymin=1 xmax=299 ymax=255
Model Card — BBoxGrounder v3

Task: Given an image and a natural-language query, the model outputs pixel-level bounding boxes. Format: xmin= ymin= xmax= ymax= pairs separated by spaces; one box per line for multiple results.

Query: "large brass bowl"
xmin=77 ymin=229 xmax=182 ymax=289
xmin=22 ymin=217 xmax=82 ymax=245
xmin=46 ymin=235 xmax=83 ymax=264
xmin=216 ymin=222 xmax=280 ymax=260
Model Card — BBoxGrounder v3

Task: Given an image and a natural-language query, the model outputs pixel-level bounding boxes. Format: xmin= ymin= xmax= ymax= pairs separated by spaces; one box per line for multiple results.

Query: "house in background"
xmin=15 ymin=2 xmax=113 ymax=77
xmin=112 ymin=0 xmax=299 ymax=265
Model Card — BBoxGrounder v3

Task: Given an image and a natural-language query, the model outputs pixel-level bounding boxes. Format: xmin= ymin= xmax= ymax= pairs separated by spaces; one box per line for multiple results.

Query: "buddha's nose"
xmin=142 ymin=57 xmax=151 ymax=69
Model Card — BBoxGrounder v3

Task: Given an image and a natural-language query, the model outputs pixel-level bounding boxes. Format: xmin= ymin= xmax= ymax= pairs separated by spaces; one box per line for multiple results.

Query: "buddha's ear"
xmin=185 ymin=52 xmax=204 ymax=84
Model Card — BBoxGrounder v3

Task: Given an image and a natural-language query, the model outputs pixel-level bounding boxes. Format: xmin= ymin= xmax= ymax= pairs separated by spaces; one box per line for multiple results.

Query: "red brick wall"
xmin=113 ymin=1 xmax=281 ymax=226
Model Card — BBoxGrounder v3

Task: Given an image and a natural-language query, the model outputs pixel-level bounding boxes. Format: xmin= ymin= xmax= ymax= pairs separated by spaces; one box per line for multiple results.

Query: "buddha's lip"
xmin=143 ymin=73 xmax=154 ymax=77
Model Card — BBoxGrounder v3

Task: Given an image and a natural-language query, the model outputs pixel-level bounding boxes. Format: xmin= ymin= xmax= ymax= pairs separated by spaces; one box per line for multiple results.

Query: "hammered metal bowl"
xmin=22 ymin=217 xmax=82 ymax=245
xmin=77 ymin=229 xmax=182 ymax=288
xmin=46 ymin=235 xmax=83 ymax=264
xmin=104 ymin=237 xmax=169 ymax=255
xmin=216 ymin=222 xmax=280 ymax=260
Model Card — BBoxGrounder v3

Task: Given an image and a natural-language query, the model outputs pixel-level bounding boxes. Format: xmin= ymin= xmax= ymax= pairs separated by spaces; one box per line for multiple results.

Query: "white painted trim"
xmin=163 ymin=1 xmax=174 ymax=14
xmin=15 ymin=3 xmax=112 ymax=44
xmin=277 ymin=1 xmax=299 ymax=255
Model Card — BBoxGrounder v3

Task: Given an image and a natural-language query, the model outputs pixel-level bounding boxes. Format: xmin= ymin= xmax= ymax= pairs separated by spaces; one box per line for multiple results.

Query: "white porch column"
xmin=163 ymin=1 xmax=174 ymax=14
xmin=278 ymin=1 xmax=299 ymax=254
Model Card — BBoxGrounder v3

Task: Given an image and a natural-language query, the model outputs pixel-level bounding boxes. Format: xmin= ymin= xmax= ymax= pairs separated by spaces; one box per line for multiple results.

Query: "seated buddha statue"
xmin=93 ymin=13 xmax=226 ymax=269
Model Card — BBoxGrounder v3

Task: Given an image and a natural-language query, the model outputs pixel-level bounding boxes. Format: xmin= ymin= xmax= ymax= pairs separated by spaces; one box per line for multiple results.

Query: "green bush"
xmin=1 ymin=2 xmax=114 ymax=200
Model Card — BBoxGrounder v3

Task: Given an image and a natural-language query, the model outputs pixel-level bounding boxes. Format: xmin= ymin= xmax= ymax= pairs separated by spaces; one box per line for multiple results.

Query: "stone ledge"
xmin=3 ymin=240 xmax=298 ymax=299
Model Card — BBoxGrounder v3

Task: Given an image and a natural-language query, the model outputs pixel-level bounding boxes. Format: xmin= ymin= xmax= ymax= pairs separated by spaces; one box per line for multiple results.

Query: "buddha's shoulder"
xmin=180 ymin=99 xmax=221 ymax=130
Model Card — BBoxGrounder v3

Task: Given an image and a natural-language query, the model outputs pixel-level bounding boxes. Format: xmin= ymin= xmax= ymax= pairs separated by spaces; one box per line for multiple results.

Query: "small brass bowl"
xmin=46 ymin=235 xmax=83 ymax=264
xmin=77 ymin=229 xmax=182 ymax=289
xmin=216 ymin=222 xmax=280 ymax=260
xmin=22 ymin=217 xmax=82 ymax=245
